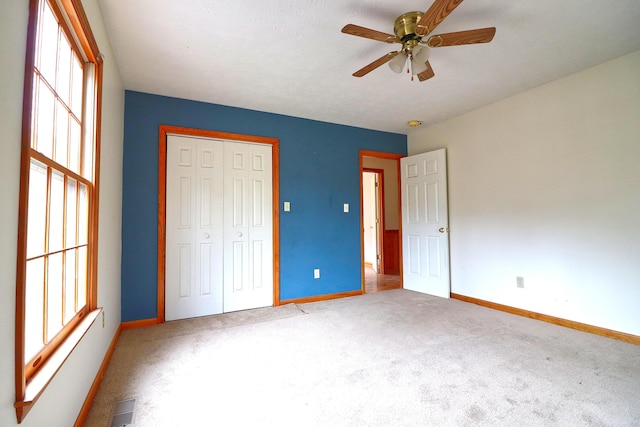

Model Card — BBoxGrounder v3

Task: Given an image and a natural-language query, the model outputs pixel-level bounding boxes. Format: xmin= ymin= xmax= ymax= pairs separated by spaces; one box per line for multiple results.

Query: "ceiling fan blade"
xmin=417 ymin=61 xmax=435 ymax=82
xmin=426 ymin=27 xmax=496 ymax=47
xmin=341 ymin=24 xmax=399 ymax=44
xmin=353 ymin=52 xmax=400 ymax=77
xmin=416 ymin=0 xmax=465 ymax=36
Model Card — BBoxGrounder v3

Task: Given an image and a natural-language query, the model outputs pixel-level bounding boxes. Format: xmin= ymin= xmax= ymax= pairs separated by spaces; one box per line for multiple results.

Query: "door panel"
xmin=231 ymin=240 xmax=245 ymax=291
xmin=178 ymin=244 xmax=190 ymax=298
xmin=253 ymin=180 xmax=264 ymax=226
xmin=426 ymin=182 xmax=439 ymax=222
xmin=407 ymin=235 xmax=421 ymax=275
xmin=223 ymin=142 xmax=273 ymax=312
xmin=179 ymin=176 xmax=191 ymax=228
xmin=401 ymin=149 xmax=450 ymax=298
xmin=427 ymin=237 xmax=441 ymax=276
xmin=166 ymin=135 xmax=224 ymax=321
xmin=253 ymin=240 xmax=264 ymax=288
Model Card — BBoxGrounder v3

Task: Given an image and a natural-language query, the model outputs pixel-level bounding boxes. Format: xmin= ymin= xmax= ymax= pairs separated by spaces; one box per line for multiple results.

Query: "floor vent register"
xmin=110 ymin=398 xmax=137 ymax=427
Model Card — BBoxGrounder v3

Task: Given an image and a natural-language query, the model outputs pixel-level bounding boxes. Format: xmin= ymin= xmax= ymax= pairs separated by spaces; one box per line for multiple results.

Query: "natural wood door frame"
xmin=158 ymin=125 xmax=280 ymax=323
xmin=359 ymin=150 xmax=404 ymax=293
xmin=363 ymin=168 xmax=385 ymax=273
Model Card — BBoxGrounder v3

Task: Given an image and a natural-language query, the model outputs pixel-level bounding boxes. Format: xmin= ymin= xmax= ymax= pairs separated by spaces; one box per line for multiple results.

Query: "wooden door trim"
xmin=363 ymin=168 xmax=385 ymax=273
xmin=359 ymin=151 xmax=404 ymax=293
xmin=158 ymin=125 xmax=281 ymax=323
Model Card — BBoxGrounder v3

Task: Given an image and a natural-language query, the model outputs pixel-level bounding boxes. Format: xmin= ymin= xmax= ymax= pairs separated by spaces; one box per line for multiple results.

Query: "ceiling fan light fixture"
xmin=411 ymin=59 xmax=428 ymax=75
xmin=389 ymin=52 xmax=407 ymax=73
xmin=413 ymin=45 xmax=430 ymax=63
xmin=410 ymin=46 xmax=430 ymax=75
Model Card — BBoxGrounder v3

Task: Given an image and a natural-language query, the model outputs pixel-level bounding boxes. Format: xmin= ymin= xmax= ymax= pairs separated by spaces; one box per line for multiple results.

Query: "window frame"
xmin=14 ymin=0 xmax=103 ymax=422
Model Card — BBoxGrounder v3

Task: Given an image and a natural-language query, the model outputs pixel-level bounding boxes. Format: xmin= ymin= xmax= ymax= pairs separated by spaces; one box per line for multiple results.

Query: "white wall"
xmin=409 ymin=50 xmax=640 ymax=336
xmin=0 ymin=1 xmax=124 ymax=426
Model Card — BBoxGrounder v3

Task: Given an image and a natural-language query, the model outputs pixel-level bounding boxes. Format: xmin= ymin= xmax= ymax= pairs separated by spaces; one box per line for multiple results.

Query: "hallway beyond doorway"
xmin=364 ymin=265 xmax=401 ymax=293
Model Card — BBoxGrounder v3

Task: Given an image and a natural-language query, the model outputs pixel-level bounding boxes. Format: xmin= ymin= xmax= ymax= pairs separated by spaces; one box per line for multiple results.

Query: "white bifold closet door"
xmin=222 ymin=140 xmax=273 ymax=313
xmin=165 ymin=134 xmax=273 ymax=321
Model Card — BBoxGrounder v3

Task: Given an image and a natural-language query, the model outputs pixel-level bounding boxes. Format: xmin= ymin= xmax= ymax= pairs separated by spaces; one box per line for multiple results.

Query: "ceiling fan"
xmin=341 ymin=0 xmax=496 ymax=82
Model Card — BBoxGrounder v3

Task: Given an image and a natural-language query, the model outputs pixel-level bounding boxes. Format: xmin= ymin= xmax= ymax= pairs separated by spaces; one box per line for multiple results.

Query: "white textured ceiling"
xmin=97 ymin=0 xmax=640 ymax=135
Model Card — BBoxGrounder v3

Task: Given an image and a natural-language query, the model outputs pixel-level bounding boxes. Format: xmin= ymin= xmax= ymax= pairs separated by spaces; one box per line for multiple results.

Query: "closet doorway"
xmin=158 ymin=126 xmax=280 ymax=322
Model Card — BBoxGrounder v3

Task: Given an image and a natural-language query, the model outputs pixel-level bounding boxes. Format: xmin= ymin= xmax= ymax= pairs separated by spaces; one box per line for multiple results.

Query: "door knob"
xmin=204 ymin=233 xmax=211 ymax=239
xmin=439 ymin=227 xmax=448 ymax=233
xmin=237 ymin=232 xmax=243 ymax=237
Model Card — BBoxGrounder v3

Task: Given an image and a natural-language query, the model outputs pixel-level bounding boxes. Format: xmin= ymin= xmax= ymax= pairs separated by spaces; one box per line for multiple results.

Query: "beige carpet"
xmin=85 ymin=290 xmax=640 ymax=426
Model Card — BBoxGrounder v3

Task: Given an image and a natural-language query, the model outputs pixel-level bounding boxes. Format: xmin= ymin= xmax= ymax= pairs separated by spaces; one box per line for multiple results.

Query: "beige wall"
xmin=363 ymin=156 xmax=399 ymax=230
xmin=409 ymin=50 xmax=640 ymax=336
xmin=0 ymin=1 xmax=124 ymax=425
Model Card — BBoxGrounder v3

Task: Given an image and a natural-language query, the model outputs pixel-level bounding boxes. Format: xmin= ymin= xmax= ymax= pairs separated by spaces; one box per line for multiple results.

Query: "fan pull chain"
xmin=408 ymin=53 xmax=414 ymax=81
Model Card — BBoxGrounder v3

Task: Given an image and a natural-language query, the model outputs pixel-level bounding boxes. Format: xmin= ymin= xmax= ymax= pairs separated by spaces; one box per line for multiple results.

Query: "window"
xmin=15 ymin=0 xmax=102 ymax=422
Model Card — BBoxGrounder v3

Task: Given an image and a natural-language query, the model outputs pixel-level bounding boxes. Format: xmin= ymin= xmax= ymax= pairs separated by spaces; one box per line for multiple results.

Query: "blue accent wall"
xmin=121 ymin=91 xmax=407 ymax=322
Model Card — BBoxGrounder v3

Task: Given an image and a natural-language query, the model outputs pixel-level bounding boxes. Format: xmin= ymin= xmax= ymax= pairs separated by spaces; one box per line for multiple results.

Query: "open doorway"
xmin=363 ymin=169 xmax=383 ymax=273
xmin=360 ymin=151 xmax=403 ymax=293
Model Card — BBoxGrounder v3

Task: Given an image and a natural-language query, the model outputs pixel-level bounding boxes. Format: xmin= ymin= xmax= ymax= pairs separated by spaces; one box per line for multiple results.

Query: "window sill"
xmin=15 ymin=308 xmax=101 ymax=423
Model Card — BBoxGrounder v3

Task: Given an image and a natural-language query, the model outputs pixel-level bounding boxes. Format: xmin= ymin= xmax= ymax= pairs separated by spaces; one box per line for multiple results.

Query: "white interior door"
xmin=165 ymin=135 xmax=224 ymax=321
xmin=223 ymin=141 xmax=273 ymax=312
xmin=401 ymin=149 xmax=450 ymax=298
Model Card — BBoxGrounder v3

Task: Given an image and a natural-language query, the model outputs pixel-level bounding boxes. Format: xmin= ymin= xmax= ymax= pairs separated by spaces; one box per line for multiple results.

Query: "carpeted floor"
xmin=84 ymin=290 xmax=640 ymax=426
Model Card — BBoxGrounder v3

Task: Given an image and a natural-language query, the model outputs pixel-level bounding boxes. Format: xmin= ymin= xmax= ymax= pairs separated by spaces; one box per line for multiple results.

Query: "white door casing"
xmin=165 ymin=135 xmax=273 ymax=320
xmin=401 ymin=149 xmax=450 ymax=298
xmin=165 ymin=135 xmax=224 ymax=321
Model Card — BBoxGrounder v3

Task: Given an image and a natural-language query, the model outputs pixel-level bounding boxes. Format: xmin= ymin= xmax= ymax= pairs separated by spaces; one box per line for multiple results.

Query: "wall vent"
xmin=111 ymin=398 xmax=137 ymax=427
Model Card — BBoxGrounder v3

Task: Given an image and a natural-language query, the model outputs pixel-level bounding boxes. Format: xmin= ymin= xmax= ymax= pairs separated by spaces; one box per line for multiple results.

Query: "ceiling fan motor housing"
xmin=394 ymin=12 xmax=425 ymax=42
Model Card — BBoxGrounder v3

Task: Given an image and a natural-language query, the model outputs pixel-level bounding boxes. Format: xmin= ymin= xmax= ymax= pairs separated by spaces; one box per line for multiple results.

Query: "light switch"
xmin=343 ymin=203 xmax=349 ymax=213
xmin=284 ymin=201 xmax=290 ymax=212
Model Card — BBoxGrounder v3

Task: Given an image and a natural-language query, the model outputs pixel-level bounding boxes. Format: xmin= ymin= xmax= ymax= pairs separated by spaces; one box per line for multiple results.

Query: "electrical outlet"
xmin=516 ymin=276 xmax=525 ymax=288
xmin=314 ymin=269 xmax=320 ymax=279
xmin=343 ymin=203 xmax=349 ymax=213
